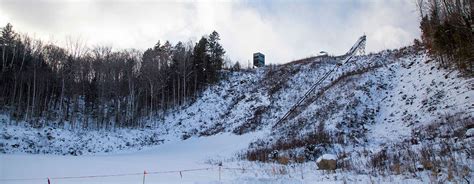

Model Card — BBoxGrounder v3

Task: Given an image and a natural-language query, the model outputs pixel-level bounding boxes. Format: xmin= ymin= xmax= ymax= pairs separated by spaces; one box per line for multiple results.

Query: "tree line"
xmin=417 ymin=0 xmax=473 ymax=74
xmin=0 ymin=23 xmax=226 ymax=129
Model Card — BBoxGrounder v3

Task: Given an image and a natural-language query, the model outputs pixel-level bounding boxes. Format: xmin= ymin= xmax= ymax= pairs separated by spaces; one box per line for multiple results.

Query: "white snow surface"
xmin=316 ymin=154 xmax=337 ymax=163
xmin=466 ymin=128 xmax=474 ymax=137
xmin=0 ymin=132 xmax=426 ymax=184
xmin=0 ymin=132 xmax=262 ymax=184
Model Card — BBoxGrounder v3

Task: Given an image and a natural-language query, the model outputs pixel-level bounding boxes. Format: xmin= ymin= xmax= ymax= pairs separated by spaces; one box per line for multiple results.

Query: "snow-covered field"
xmin=1 ymin=132 xmax=428 ymax=184
xmin=0 ymin=133 xmax=258 ymax=184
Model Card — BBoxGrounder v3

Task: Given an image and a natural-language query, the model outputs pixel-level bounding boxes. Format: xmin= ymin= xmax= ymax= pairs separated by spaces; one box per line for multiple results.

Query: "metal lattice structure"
xmin=273 ymin=35 xmax=366 ymax=128
xmin=341 ymin=35 xmax=366 ymax=64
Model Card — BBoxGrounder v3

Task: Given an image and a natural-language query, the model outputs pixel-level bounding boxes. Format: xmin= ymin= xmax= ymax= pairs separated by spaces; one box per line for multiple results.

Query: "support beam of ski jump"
xmin=273 ymin=35 xmax=366 ymax=129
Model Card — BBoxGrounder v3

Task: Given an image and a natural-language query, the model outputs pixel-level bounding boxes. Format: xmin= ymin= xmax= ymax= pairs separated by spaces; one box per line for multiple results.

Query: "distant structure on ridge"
xmin=253 ymin=52 xmax=265 ymax=67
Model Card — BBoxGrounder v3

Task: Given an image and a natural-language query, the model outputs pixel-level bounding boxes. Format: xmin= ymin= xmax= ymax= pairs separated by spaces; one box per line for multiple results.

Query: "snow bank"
xmin=316 ymin=154 xmax=337 ymax=163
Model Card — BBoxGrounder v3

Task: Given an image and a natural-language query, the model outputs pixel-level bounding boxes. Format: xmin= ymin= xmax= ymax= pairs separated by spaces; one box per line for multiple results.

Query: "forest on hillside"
xmin=0 ymin=25 xmax=228 ymax=129
xmin=417 ymin=0 xmax=473 ymax=74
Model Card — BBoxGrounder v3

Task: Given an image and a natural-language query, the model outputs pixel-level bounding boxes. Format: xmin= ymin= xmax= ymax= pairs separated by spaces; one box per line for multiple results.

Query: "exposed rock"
xmin=316 ymin=154 xmax=337 ymax=170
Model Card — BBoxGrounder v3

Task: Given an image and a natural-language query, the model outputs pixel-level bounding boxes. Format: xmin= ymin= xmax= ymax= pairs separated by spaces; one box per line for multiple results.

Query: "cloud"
xmin=0 ymin=0 xmax=420 ymax=64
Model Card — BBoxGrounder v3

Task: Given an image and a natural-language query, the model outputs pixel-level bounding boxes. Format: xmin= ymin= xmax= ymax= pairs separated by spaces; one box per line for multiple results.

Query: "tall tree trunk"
xmin=149 ymin=80 xmax=153 ymax=119
xmin=469 ymin=0 xmax=474 ymax=34
xmin=9 ymin=43 xmax=16 ymax=69
xmin=10 ymin=75 xmax=17 ymax=109
xmin=2 ymin=45 xmax=6 ymax=72
xmin=161 ymin=86 xmax=165 ymax=123
xmin=32 ymin=65 xmax=36 ymax=121
xmin=25 ymin=81 xmax=30 ymax=122
xmin=194 ymin=72 xmax=197 ymax=100
xmin=60 ymin=77 xmax=65 ymax=122
xmin=16 ymin=82 xmax=23 ymax=125
xmin=177 ymin=76 xmax=180 ymax=106
xmin=173 ymin=78 xmax=176 ymax=106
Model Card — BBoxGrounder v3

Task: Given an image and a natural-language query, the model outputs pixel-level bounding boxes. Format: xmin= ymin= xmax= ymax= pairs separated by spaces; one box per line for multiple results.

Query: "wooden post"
xmin=300 ymin=165 xmax=304 ymax=180
xmin=272 ymin=165 xmax=276 ymax=176
xmin=219 ymin=166 xmax=221 ymax=182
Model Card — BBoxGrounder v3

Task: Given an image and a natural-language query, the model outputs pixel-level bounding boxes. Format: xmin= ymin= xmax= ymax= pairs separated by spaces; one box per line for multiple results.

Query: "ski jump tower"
xmin=273 ymin=35 xmax=366 ymax=128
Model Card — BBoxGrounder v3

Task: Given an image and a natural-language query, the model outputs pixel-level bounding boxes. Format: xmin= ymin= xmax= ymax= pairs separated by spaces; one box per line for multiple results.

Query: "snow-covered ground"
xmin=0 ymin=132 xmax=428 ymax=184
xmin=0 ymin=132 xmax=258 ymax=184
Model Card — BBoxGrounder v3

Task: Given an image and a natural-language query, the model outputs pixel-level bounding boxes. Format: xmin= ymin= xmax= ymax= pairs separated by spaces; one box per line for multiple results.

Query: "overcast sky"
xmin=0 ymin=0 xmax=421 ymax=64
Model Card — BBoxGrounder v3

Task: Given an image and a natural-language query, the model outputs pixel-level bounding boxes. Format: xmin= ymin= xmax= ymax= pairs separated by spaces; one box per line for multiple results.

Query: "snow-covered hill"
xmin=1 ymin=46 xmax=473 ymax=183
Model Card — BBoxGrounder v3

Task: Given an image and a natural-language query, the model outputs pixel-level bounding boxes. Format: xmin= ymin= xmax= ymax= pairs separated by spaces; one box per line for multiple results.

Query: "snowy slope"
xmin=1 ymin=47 xmax=472 ymax=155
